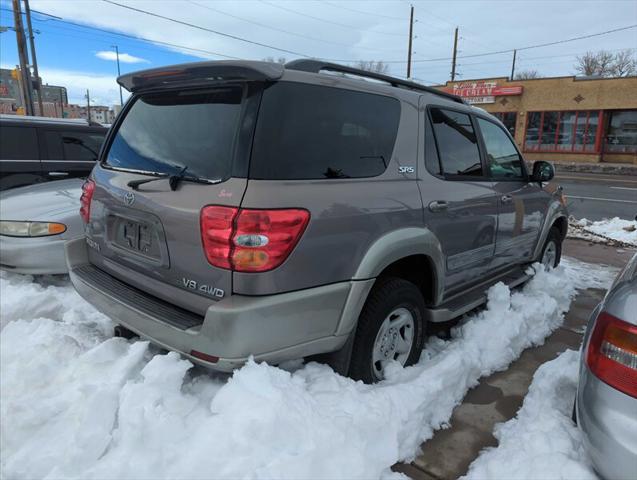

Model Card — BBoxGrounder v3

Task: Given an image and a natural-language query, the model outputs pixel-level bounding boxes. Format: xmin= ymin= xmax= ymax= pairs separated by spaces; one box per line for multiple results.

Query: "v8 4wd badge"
xmin=181 ymin=278 xmax=225 ymax=298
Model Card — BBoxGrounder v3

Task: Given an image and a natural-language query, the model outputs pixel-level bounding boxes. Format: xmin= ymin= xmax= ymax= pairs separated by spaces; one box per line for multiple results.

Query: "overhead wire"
xmin=5 ymin=6 xmax=241 ymax=60
xmin=258 ymin=0 xmax=405 ymax=36
xmin=187 ymin=0 xmax=405 ymax=53
xmin=102 ymin=0 xmax=316 ymax=57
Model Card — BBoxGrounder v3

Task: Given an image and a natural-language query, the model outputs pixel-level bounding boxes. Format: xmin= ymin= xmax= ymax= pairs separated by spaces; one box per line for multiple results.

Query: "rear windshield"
xmin=103 ymin=87 xmax=243 ymax=179
xmin=250 ymin=82 xmax=401 ymax=180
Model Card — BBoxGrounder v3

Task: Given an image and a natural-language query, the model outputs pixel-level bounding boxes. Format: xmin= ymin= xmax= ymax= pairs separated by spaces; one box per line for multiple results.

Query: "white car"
xmin=0 ymin=179 xmax=84 ymax=274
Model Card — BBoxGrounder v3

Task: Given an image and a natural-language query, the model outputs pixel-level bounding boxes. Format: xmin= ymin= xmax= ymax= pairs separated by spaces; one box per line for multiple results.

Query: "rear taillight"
xmin=200 ymin=206 xmax=310 ymax=272
xmin=586 ymin=311 xmax=637 ymax=398
xmin=80 ymin=180 xmax=95 ymax=223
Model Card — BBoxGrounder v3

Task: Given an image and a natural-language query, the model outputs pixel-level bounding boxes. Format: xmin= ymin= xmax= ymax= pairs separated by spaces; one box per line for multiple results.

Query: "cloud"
xmin=36 ymin=66 xmax=129 ymax=106
xmin=1 ymin=61 xmax=128 ymax=106
xmin=95 ymin=50 xmax=150 ymax=64
xmin=26 ymin=0 xmax=637 ymax=83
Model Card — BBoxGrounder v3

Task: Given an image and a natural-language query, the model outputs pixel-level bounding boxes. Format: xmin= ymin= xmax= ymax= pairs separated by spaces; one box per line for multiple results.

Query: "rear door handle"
xmin=501 ymin=195 xmax=513 ymax=204
xmin=428 ymin=200 xmax=448 ymax=212
xmin=48 ymin=171 xmax=69 ymax=177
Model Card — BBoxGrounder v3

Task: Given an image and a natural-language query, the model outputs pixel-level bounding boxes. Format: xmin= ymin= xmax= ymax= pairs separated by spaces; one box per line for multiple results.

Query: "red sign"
xmin=442 ymin=82 xmax=523 ymax=98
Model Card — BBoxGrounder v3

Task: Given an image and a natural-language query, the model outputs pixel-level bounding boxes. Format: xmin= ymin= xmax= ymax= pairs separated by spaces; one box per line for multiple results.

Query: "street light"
xmin=111 ymin=45 xmax=123 ymax=106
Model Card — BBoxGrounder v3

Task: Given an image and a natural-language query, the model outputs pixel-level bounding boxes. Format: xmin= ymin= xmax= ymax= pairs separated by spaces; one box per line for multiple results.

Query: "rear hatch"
xmin=86 ymin=83 xmax=261 ymax=315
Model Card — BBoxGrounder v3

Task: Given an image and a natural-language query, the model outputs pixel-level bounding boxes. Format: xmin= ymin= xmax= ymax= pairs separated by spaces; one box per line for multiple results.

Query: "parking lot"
xmin=395 ymin=238 xmax=636 ymax=479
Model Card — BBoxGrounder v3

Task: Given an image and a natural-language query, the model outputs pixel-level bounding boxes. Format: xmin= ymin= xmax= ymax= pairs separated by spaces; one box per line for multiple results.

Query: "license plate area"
xmin=105 ymin=208 xmax=169 ymax=268
xmin=116 ymin=219 xmax=158 ymax=257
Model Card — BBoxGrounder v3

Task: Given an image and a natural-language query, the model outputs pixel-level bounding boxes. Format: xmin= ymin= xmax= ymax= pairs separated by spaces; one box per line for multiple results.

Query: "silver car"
xmin=577 ymin=252 xmax=637 ymax=480
xmin=0 ymin=179 xmax=84 ymax=274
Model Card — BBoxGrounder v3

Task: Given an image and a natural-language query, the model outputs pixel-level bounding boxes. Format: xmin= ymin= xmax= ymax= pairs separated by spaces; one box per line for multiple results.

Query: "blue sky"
xmin=1 ymin=0 xmax=636 ymax=106
xmin=0 ymin=2 xmax=200 ymax=74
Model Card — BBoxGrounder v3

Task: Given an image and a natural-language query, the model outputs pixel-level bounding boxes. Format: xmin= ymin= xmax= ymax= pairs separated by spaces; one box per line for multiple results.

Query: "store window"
xmin=492 ymin=112 xmax=517 ymax=137
xmin=524 ymin=110 xmax=602 ymax=153
xmin=605 ymin=110 xmax=637 ymax=154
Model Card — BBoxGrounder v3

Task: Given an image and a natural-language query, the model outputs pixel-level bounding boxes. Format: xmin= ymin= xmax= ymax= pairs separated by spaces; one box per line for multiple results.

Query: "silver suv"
xmin=67 ymin=60 xmax=567 ymax=383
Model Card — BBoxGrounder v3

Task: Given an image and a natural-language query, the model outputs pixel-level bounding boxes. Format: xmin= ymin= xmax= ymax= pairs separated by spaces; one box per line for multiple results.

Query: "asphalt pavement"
xmin=394 ymin=239 xmax=636 ymax=480
xmin=554 ymin=171 xmax=637 ymax=221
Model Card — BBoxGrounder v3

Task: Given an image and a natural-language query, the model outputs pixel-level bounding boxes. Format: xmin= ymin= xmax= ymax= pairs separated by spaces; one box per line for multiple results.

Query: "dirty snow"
xmin=463 ymin=350 xmax=597 ymax=480
xmin=0 ymin=258 xmax=617 ymax=479
xmin=568 ymin=216 xmax=637 ymax=247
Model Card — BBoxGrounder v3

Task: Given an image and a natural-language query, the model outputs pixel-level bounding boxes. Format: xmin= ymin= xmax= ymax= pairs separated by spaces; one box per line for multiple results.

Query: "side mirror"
xmin=531 ymin=161 xmax=555 ymax=183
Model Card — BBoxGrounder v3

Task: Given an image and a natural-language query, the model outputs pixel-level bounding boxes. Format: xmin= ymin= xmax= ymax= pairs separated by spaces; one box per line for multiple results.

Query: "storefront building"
xmin=438 ymin=75 xmax=637 ymax=164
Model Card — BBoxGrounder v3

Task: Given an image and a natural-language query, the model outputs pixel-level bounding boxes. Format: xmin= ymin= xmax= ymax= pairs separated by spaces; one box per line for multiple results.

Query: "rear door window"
xmin=104 ymin=87 xmax=244 ymax=180
xmin=44 ymin=130 xmax=105 ymax=161
xmin=429 ymin=108 xmax=483 ymax=177
xmin=0 ymin=126 xmax=38 ymax=160
xmin=250 ymin=82 xmax=400 ymax=179
xmin=476 ymin=118 xmax=525 ymax=179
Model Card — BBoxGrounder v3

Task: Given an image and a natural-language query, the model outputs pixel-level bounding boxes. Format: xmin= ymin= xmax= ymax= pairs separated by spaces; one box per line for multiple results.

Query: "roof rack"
xmin=285 ymin=59 xmax=465 ymax=104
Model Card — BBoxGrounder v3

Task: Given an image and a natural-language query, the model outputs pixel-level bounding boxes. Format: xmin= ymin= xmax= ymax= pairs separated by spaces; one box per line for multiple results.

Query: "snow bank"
xmin=0 ymin=259 xmax=616 ymax=479
xmin=463 ymin=350 xmax=596 ymax=480
xmin=569 ymin=217 xmax=637 ymax=247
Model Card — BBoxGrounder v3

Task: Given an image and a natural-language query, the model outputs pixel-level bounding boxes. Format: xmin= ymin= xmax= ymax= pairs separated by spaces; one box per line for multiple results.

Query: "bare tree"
xmin=575 ymin=50 xmax=616 ymax=77
xmin=610 ymin=49 xmax=637 ymax=77
xmin=514 ymin=69 xmax=541 ymax=80
xmin=354 ymin=60 xmax=389 ymax=74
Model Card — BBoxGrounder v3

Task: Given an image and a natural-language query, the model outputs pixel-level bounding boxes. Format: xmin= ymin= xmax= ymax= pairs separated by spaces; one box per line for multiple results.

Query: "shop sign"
xmin=443 ymin=82 xmax=523 ymax=98
xmin=465 ymin=96 xmax=495 ymax=104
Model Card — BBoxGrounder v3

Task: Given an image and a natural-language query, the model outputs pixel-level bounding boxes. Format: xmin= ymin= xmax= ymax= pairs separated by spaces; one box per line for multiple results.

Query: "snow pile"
xmin=568 ymin=216 xmax=637 ymax=247
xmin=0 ymin=259 xmax=615 ymax=479
xmin=463 ymin=350 xmax=596 ymax=480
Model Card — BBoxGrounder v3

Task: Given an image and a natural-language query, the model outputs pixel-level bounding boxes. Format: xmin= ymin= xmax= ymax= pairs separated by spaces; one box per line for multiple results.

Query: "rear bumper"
xmin=577 ymin=364 xmax=637 ymax=480
xmin=0 ymin=234 xmax=68 ymax=274
xmin=66 ymin=237 xmax=372 ymax=372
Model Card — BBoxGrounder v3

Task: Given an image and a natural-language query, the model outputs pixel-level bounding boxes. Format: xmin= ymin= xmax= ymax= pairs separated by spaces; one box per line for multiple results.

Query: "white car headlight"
xmin=0 ymin=221 xmax=67 ymax=237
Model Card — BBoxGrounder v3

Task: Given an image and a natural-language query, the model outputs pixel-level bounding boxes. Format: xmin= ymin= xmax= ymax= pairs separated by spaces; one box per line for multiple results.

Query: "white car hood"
xmin=0 ymin=179 xmax=83 ymax=222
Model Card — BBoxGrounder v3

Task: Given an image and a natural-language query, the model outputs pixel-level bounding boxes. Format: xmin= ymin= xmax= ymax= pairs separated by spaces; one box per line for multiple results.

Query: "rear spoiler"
xmin=117 ymin=61 xmax=285 ymax=93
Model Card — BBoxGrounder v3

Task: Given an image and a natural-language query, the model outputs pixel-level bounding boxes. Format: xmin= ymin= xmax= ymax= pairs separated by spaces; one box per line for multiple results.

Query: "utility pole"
xmin=12 ymin=0 xmax=34 ymax=116
xmin=510 ymin=49 xmax=517 ymax=80
xmin=450 ymin=27 xmax=459 ymax=81
xmin=86 ymin=89 xmax=91 ymax=123
xmin=406 ymin=5 xmax=414 ymax=79
xmin=112 ymin=45 xmax=124 ymax=105
xmin=24 ymin=0 xmax=43 ymax=116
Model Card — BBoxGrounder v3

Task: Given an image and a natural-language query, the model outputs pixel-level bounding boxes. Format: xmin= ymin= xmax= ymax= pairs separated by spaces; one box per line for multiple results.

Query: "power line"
xmin=455 ymin=47 xmax=637 ymax=68
xmin=5 ymin=7 xmax=241 ymax=60
xmin=8 ymin=4 xmax=636 ymax=69
xmin=187 ymin=0 xmax=403 ymax=53
xmin=258 ymin=0 xmax=405 ymax=36
xmin=337 ymin=23 xmax=637 ymax=63
xmin=102 ymin=0 xmax=314 ymax=57
xmin=321 ymin=1 xmax=406 ymax=21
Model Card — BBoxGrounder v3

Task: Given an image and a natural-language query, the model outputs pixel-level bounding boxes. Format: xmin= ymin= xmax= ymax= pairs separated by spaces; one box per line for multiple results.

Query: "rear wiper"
xmin=127 ymin=166 xmax=222 ymax=191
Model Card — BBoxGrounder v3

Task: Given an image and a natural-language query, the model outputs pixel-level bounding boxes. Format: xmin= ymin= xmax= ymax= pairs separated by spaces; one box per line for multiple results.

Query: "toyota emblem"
xmin=124 ymin=191 xmax=135 ymax=206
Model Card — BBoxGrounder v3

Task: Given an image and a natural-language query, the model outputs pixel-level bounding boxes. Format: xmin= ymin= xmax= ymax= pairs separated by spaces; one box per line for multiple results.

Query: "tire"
xmin=540 ymin=226 xmax=562 ymax=269
xmin=348 ymin=277 xmax=426 ymax=383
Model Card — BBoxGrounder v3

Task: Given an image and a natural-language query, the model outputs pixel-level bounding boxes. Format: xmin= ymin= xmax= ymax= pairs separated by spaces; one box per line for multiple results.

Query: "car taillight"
xmin=200 ymin=206 xmax=310 ymax=272
xmin=586 ymin=311 xmax=637 ymax=398
xmin=80 ymin=179 xmax=95 ymax=223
